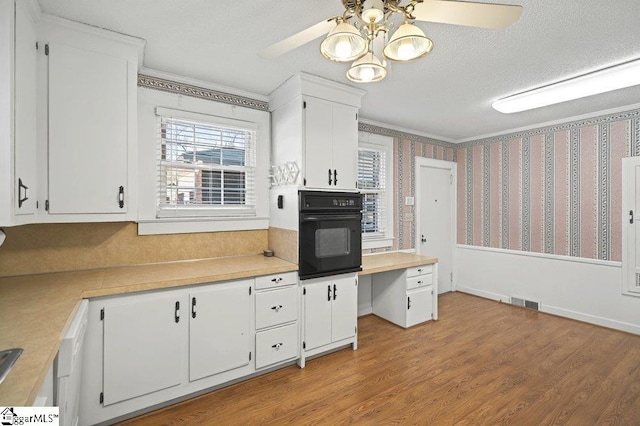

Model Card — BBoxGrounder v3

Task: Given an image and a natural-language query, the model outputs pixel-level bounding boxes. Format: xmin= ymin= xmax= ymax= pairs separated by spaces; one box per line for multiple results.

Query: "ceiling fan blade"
xmin=259 ymin=19 xmax=336 ymax=59
xmin=413 ymin=0 xmax=523 ymax=30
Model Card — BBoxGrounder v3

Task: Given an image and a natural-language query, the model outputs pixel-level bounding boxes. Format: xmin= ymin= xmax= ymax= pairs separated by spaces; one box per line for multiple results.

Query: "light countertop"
xmin=361 ymin=252 xmax=438 ymax=275
xmin=0 ymin=255 xmax=297 ymax=406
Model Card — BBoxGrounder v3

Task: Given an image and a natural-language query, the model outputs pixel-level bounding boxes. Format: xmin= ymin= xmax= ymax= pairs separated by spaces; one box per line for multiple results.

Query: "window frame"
xmin=358 ymin=133 xmax=394 ymax=249
xmin=155 ymin=108 xmax=258 ymax=218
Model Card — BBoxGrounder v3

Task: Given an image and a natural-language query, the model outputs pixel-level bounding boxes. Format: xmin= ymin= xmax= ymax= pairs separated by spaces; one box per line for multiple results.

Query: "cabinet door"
xmin=48 ymin=43 xmax=128 ymax=214
xmin=103 ymin=292 xmax=186 ymax=406
xmin=189 ymin=281 xmax=252 ymax=382
xmin=303 ymin=98 xmax=334 ymax=189
xmin=331 ymin=104 xmax=358 ymax=191
xmin=406 ymin=287 xmax=433 ymax=328
xmin=303 ymin=280 xmax=332 ymax=350
xmin=13 ymin=0 xmax=37 ymax=216
xmin=331 ymin=274 xmax=358 ymax=342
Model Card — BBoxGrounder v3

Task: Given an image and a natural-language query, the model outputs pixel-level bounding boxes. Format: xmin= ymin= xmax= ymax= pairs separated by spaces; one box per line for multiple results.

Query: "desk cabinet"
xmin=372 ymin=263 xmax=438 ymax=328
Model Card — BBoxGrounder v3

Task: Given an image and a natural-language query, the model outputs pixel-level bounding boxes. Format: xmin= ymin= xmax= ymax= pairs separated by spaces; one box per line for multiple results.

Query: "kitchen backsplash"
xmin=0 ymin=222 xmax=267 ymax=277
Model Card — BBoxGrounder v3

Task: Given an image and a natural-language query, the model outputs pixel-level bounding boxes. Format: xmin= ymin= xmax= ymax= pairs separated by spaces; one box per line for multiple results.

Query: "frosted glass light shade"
xmin=383 ymin=23 xmax=433 ymax=62
xmin=347 ymin=52 xmax=387 ymax=83
xmin=320 ymin=21 xmax=368 ymax=62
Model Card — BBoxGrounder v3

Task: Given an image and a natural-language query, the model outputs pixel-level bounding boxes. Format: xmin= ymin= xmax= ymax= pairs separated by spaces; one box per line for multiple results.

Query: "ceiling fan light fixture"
xmin=492 ymin=58 xmax=640 ymax=113
xmin=320 ymin=21 xmax=368 ymax=62
xmin=361 ymin=0 xmax=385 ymax=23
xmin=346 ymin=51 xmax=387 ymax=83
xmin=383 ymin=23 xmax=433 ymax=62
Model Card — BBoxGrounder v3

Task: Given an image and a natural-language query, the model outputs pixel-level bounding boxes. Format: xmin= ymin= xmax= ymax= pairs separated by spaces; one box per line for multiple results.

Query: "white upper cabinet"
xmin=38 ymin=16 xmax=143 ymax=222
xmin=270 ymin=73 xmax=364 ymax=191
xmin=0 ymin=0 xmax=38 ymax=226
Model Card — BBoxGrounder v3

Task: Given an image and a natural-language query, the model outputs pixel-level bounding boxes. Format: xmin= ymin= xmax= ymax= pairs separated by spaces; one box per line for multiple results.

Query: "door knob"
xmin=421 ymin=234 xmax=426 ymax=243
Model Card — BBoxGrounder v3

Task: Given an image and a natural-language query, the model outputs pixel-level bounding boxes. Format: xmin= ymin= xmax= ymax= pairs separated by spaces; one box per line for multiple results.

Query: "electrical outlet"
xmin=405 ymin=197 xmax=414 ymax=206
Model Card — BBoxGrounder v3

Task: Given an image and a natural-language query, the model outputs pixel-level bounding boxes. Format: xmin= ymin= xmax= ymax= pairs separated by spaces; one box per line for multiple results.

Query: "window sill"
xmin=362 ymin=237 xmax=394 ymax=250
xmin=137 ymin=217 xmax=269 ymax=235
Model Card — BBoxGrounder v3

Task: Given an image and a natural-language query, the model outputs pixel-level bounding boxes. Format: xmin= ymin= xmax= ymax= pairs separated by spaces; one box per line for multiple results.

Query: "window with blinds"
xmin=156 ymin=111 xmax=256 ymax=217
xmin=358 ymin=147 xmax=387 ymax=235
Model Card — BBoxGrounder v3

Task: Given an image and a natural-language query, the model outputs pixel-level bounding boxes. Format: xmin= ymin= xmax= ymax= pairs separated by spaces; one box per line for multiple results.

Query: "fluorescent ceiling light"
xmin=492 ymin=59 xmax=640 ymax=114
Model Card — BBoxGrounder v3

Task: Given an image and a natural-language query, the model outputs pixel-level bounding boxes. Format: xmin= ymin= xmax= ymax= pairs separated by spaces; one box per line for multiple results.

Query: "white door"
xmin=48 ymin=43 xmax=128 ymax=214
xmin=406 ymin=287 xmax=433 ymax=327
xmin=13 ymin=0 xmax=37 ymax=216
xmin=622 ymin=157 xmax=640 ymax=295
xmin=304 ymin=97 xmax=333 ymax=189
xmin=416 ymin=159 xmax=455 ymax=293
xmin=331 ymin=274 xmax=358 ymax=342
xmin=103 ymin=292 xmax=185 ymax=406
xmin=303 ymin=279 xmax=332 ymax=350
xmin=189 ymin=281 xmax=251 ymax=382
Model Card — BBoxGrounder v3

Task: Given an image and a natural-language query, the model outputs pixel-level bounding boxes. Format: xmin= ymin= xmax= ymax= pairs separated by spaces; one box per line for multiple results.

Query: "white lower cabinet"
xmin=102 ymin=290 xmax=187 ymax=406
xmin=189 ymin=283 xmax=251 ymax=382
xmin=300 ymin=273 xmax=358 ymax=367
xmin=254 ymin=273 xmax=300 ymax=370
xmin=80 ymin=274 xmax=298 ymax=425
xmin=372 ymin=263 xmax=438 ymax=328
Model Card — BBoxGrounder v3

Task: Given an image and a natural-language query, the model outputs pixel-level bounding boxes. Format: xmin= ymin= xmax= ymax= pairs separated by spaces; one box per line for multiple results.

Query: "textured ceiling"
xmin=37 ymin=0 xmax=640 ymax=141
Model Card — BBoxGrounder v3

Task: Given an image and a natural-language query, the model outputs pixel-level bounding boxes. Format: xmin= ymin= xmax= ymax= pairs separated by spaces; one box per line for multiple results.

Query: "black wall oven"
xmin=298 ymin=191 xmax=362 ymax=280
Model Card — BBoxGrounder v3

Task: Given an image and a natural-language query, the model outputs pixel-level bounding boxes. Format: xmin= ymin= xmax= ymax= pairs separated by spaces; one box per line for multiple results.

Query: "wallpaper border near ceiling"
xmin=137 ymin=74 xmax=270 ymax=111
xmin=358 ymin=122 xmax=457 ymax=154
xmin=459 ymin=108 xmax=640 ymax=149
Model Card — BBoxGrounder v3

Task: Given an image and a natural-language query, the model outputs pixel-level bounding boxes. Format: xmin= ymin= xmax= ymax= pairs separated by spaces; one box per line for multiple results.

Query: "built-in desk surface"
xmin=361 ymin=252 xmax=438 ymax=276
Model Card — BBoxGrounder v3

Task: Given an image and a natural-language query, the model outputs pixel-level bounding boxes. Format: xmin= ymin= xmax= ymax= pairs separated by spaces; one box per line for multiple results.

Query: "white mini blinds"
xmin=155 ymin=107 xmax=257 ymax=217
xmin=358 ymin=147 xmax=387 ymax=235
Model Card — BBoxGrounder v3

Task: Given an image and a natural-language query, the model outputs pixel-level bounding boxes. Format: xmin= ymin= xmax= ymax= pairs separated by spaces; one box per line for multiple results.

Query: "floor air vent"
xmin=510 ymin=296 xmax=539 ymax=311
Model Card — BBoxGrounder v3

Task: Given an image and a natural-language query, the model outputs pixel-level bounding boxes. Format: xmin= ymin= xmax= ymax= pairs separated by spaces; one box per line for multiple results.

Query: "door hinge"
xmin=303 ymin=177 xmax=307 ymax=186
xmin=36 ymin=201 xmax=39 ymax=209
xmin=355 ymin=278 xmax=358 ymax=286
xmin=450 ymin=174 xmax=453 ymax=184
xmin=431 ymin=313 xmax=434 ymax=319
xmin=45 ymin=44 xmax=49 ymax=56
xmin=303 ymin=101 xmax=306 ymax=109
xmin=355 ymin=326 xmax=357 ymax=334
xmin=249 ymin=352 xmax=252 ymax=361
xmin=99 ymin=392 xmax=104 ymax=404
xmin=450 ymin=272 xmax=453 ymax=283
xmin=303 ymin=341 xmax=306 ymax=350
xmin=431 ymin=290 xmax=434 ymax=295
xmin=45 ymin=200 xmax=49 ymax=211
xmin=356 ymin=113 xmax=358 ymax=120
xmin=303 ymin=287 xmax=306 ymax=295
xmin=249 ymin=286 xmax=252 ymax=295
xmin=35 ymin=42 xmax=38 ymax=50
xmin=100 ymin=308 xmax=104 ymax=321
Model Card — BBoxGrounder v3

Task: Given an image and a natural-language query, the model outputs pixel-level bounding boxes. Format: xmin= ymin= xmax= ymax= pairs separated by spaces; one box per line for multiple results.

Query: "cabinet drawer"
xmin=256 ymin=286 xmax=298 ymax=329
xmin=255 ymin=271 xmax=298 ymax=290
xmin=407 ymin=274 xmax=433 ymax=290
xmin=407 ymin=264 xmax=433 ymax=278
xmin=255 ymin=323 xmax=298 ymax=369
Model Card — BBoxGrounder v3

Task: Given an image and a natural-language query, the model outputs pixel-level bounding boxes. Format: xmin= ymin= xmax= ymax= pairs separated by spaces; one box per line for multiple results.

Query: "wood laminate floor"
xmin=120 ymin=292 xmax=640 ymax=425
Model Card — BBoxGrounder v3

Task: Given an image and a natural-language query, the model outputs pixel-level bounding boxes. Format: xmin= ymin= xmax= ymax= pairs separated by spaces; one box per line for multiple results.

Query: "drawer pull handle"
xmin=417 ymin=268 xmax=423 ymax=273
xmin=418 ymin=280 xmax=423 ymax=285
xmin=271 ymin=305 xmax=283 ymax=312
xmin=271 ymin=277 xmax=283 ymax=283
xmin=272 ymin=343 xmax=283 ymax=350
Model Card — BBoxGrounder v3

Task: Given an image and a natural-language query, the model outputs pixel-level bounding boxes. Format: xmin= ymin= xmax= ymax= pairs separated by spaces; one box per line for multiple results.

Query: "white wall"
xmin=358 ymin=274 xmax=372 ymax=316
xmin=456 ymin=245 xmax=640 ymax=334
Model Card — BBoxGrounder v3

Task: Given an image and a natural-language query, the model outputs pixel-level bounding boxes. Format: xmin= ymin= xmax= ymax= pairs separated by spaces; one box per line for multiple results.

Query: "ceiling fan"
xmin=259 ymin=0 xmax=523 ymax=83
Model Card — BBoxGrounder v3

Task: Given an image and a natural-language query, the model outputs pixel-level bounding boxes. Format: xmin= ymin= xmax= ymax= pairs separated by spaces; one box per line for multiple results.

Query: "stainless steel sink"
xmin=0 ymin=348 xmax=23 ymax=384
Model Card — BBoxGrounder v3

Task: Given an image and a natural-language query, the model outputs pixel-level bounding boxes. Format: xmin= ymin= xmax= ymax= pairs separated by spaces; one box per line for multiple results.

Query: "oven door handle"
xmin=301 ymin=214 xmax=361 ymax=222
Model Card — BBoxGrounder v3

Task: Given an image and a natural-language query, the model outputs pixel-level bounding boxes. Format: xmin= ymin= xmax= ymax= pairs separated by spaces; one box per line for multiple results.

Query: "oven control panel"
xmin=299 ymin=191 xmax=362 ymax=211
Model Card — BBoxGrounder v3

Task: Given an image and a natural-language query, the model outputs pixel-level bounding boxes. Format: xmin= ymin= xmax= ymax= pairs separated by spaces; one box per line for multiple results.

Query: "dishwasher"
xmin=57 ymin=300 xmax=89 ymax=426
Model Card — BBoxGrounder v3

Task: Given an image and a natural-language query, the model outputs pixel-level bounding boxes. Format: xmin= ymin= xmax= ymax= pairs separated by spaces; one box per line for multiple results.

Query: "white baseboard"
xmin=456 ymin=286 xmax=509 ymax=303
xmin=358 ymin=305 xmax=373 ymax=317
xmin=457 ymin=287 xmax=640 ymax=335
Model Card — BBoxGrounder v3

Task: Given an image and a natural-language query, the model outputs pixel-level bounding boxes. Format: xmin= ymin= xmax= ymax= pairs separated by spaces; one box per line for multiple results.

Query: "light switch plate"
xmin=405 ymin=197 xmax=414 ymax=206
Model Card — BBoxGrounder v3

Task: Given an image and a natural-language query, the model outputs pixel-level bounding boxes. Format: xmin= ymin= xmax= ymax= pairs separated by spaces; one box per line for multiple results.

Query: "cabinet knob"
xmin=271 ymin=343 xmax=283 ymax=350
xmin=271 ymin=305 xmax=283 ymax=312
xmin=271 ymin=277 xmax=282 ymax=283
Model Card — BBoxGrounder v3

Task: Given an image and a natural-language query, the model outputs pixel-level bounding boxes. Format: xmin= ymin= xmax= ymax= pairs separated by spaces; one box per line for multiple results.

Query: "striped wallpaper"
xmin=457 ymin=110 xmax=640 ymax=262
xmin=361 ymin=108 xmax=640 ymax=262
